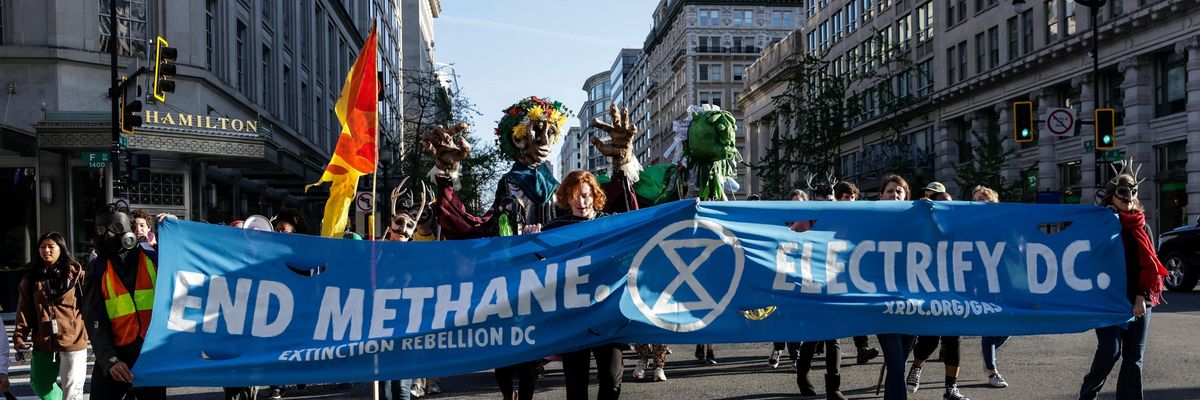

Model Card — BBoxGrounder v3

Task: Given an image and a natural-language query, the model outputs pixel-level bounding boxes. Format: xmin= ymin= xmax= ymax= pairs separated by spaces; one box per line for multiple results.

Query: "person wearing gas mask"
xmin=13 ymin=232 xmax=88 ymax=400
xmin=80 ymin=205 xmax=167 ymax=399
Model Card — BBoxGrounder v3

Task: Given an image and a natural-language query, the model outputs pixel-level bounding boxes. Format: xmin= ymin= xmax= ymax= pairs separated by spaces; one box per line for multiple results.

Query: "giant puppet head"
xmin=495 ymin=96 xmax=570 ymax=166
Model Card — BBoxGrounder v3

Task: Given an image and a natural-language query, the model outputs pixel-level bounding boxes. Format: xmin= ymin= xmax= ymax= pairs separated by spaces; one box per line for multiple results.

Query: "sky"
xmin=434 ymin=0 xmax=659 ymax=160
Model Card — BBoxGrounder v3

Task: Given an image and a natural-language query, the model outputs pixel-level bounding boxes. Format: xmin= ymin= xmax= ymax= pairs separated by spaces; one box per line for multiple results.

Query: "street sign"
xmin=119 ymin=135 xmax=129 ymax=150
xmin=1046 ymin=108 xmax=1075 ymax=136
xmin=1084 ymin=139 xmax=1094 ymax=152
xmin=355 ymin=191 xmax=374 ymax=213
xmin=83 ymin=152 xmax=110 ymax=170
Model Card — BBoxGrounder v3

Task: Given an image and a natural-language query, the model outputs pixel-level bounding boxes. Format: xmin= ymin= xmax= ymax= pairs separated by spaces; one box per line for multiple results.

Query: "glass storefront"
xmin=0 ymin=167 xmax=36 ymax=313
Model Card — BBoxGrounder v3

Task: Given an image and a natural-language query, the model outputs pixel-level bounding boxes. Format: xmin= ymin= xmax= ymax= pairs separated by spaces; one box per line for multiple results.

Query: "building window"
xmin=957 ymin=41 xmax=968 ymax=81
xmin=733 ymin=9 xmax=754 ymax=27
xmin=733 ymin=36 xmax=756 ymax=52
xmin=897 ymin=69 xmax=912 ymax=98
xmin=947 ymin=46 xmax=957 ymax=83
xmin=236 ymin=20 xmax=248 ymax=94
xmin=261 ymin=0 xmax=272 ymax=24
xmin=1065 ymin=0 xmax=1076 ymax=35
xmin=99 ymin=0 xmax=148 ymax=57
xmin=988 ymin=26 xmax=999 ymax=69
xmin=917 ymin=60 xmax=933 ymax=97
xmin=1046 ymin=0 xmax=1058 ymax=44
xmin=847 ymin=3 xmax=859 ymax=31
xmin=772 ymin=10 xmax=795 ymax=28
xmin=809 ymin=0 xmax=818 ymax=17
xmin=0 ymin=0 xmax=4 ymax=45
xmin=957 ymin=0 xmax=967 ymax=22
xmin=283 ymin=0 xmax=293 ymax=44
xmin=301 ymin=82 xmax=310 ymax=140
xmin=698 ymin=63 xmax=723 ymax=81
xmin=128 ymin=173 xmax=186 ymax=207
xmin=975 ymin=33 xmax=985 ymax=74
xmin=327 ymin=22 xmax=336 ymax=88
xmin=699 ymin=35 xmax=722 ymax=52
xmin=262 ymin=46 xmax=273 ymax=112
xmin=1102 ymin=70 xmax=1125 ymax=126
xmin=808 ymin=32 xmax=818 ymax=54
xmin=733 ymin=63 xmax=750 ymax=81
xmin=1156 ymin=51 xmax=1187 ymax=116
xmin=916 ymin=2 xmax=934 ymax=44
xmin=1007 ymin=16 xmax=1018 ymax=60
xmin=698 ymin=90 xmax=723 ymax=108
xmin=301 ymin=2 xmax=310 ymax=64
xmin=1021 ymin=9 xmax=1033 ymax=54
xmin=863 ymin=0 xmax=874 ymax=20
xmin=947 ymin=0 xmax=957 ymax=26
xmin=283 ymin=66 xmax=292 ymax=124
xmin=206 ymin=0 xmax=217 ymax=71
xmin=699 ymin=8 xmax=719 ymax=26
xmin=820 ymin=21 xmax=830 ymax=49
xmin=898 ymin=14 xmax=912 ymax=52
xmin=834 ymin=10 xmax=844 ymax=41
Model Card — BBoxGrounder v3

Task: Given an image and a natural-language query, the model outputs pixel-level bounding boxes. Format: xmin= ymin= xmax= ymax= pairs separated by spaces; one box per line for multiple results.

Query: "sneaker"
xmin=944 ymin=385 xmax=971 ymax=400
xmin=269 ymin=388 xmax=282 ymax=399
xmin=633 ymin=360 xmax=647 ymax=380
xmin=694 ymin=346 xmax=705 ymax=360
xmin=411 ymin=384 xmax=426 ymax=398
xmin=653 ymin=367 xmax=667 ymax=382
xmin=665 ymin=346 xmax=673 ymax=355
xmin=768 ymin=350 xmax=782 ymax=368
xmin=705 ymin=349 xmax=718 ymax=365
xmin=988 ymin=373 xmax=1008 ymax=388
xmin=856 ymin=347 xmax=880 ymax=365
xmin=906 ymin=366 xmax=923 ymax=393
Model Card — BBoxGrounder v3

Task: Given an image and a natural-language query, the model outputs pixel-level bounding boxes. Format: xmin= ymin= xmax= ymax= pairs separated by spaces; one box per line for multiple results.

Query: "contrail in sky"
xmin=440 ymin=15 xmax=641 ymax=49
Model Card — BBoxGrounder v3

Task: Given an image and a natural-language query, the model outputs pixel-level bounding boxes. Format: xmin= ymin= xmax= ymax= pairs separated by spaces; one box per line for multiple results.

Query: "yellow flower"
xmin=512 ymin=123 xmax=529 ymax=139
xmin=526 ymin=106 xmax=544 ymax=121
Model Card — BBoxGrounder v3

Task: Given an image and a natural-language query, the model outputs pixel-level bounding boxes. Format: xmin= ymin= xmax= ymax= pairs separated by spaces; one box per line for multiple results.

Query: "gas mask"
xmin=94 ymin=210 xmax=138 ymax=257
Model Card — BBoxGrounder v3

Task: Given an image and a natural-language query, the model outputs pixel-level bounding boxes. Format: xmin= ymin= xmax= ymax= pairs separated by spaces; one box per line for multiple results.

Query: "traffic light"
xmin=1095 ymin=108 xmax=1116 ymax=150
xmin=152 ymin=36 xmax=178 ymax=102
xmin=120 ymin=81 xmax=142 ymax=134
xmin=127 ymin=152 xmax=151 ymax=183
xmin=1013 ymin=101 xmax=1035 ymax=143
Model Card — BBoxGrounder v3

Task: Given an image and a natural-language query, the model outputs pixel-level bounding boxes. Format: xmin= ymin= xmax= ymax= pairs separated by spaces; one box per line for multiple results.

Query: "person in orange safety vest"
xmin=81 ymin=205 xmax=167 ymax=400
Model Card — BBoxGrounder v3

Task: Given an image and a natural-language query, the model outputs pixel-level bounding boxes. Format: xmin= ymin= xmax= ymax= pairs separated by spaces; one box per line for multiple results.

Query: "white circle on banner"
xmin=627 ymin=219 xmax=743 ymax=332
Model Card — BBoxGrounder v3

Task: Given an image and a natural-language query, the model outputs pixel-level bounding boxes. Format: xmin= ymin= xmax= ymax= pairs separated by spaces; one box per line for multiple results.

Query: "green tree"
xmin=392 ymin=63 xmax=504 ymax=215
xmin=953 ymin=128 xmax=1023 ymax=201
xmin=757 ymin=30 xmax=927 ymax=198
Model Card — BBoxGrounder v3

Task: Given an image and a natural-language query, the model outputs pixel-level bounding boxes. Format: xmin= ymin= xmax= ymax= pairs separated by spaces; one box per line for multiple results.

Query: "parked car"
xmin=1158 ymin=216 xmax=1200 ymax=292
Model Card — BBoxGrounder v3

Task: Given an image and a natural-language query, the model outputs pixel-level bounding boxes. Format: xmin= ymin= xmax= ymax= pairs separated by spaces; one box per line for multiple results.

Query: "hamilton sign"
xmin=143 ymin=110 xmax=260 ymax=134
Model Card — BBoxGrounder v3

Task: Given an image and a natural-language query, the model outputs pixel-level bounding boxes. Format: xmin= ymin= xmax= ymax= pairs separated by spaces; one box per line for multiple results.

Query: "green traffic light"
xmin=1102 ymin=136 xmax=1112 ymax=144
xmin=1021 ymin=129 xmax=1031 ymax=137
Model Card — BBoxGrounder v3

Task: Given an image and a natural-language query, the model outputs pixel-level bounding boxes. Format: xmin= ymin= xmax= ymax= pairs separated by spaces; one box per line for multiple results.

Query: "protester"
xmin=0 ymin=317 xmax=10 ymax=394
xmin=972 ymin=185 xmax=1010 ymax=389
xmin=424 ymin=98 xmax=639 ymax=400
xmin=547 ymin=171 xmax=626 ymax=400
xmin=131 ymin=209 xmax=157 ymax=247
xmin=788 ymin=188 xmax=808 ymax=201
xmin=833 ymin=181 xmax=859 ymax=201
xmin=906 ymin=191 xmax=969 ymax=400
xmin=272 ymin=208 xmax=306 ymax=234
xmin=1078 ymin=166 xmax=1167 ymax=400
xmin=874 ymin=174 xmax=916 ymax=400
xmin=81 ymin=205 xmax=166 ymax=399
xmin=13 ymin=232 xmax=89 ymax=400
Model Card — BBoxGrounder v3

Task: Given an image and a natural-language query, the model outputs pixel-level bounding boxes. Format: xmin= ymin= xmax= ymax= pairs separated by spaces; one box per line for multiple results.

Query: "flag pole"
xmin=369 ymin=23 xmax=379 ymax=241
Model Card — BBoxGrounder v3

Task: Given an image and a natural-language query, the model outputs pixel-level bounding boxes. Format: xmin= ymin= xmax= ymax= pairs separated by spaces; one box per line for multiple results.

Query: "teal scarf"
xmin=502 ymin=162 xmax=559 ymax=205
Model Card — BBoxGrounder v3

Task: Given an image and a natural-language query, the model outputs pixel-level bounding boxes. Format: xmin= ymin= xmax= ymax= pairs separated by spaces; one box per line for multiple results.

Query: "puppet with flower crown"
xmin=422 ymin=96 xmax=641 ymax=239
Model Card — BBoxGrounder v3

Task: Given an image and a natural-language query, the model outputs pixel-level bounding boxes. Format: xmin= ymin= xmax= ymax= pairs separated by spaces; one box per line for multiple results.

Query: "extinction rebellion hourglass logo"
xmin=628 ymin=219 xmax=744 ymax=332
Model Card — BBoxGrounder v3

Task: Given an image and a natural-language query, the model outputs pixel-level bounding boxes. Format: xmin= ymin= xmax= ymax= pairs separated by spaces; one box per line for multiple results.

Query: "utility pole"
xmin=109 ymin=0 xmax=121 ymax=201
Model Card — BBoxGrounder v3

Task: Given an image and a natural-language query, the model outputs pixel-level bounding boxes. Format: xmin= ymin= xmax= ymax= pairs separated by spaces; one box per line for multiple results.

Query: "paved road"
xmin=6 ymin=291 xmax=1199 ymax=399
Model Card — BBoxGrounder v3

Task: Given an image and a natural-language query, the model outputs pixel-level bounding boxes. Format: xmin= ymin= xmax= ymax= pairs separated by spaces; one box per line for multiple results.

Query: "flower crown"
xmin=495 ymin=96 xmax=571 ymax=159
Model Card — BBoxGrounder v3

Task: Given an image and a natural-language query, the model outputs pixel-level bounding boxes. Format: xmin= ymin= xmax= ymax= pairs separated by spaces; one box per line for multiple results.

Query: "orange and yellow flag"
xmin=307 ymin=26 xmax=378 ymax=238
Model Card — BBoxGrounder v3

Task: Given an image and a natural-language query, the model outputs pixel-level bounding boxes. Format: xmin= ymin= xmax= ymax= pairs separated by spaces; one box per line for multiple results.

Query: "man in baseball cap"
xmin=923 ymin=182 xmax=951 ymax=201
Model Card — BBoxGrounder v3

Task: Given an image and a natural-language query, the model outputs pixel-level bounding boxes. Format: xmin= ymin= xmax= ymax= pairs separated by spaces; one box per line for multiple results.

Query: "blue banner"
xmin=135 ymin=200 xmax=1131 ymax=387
